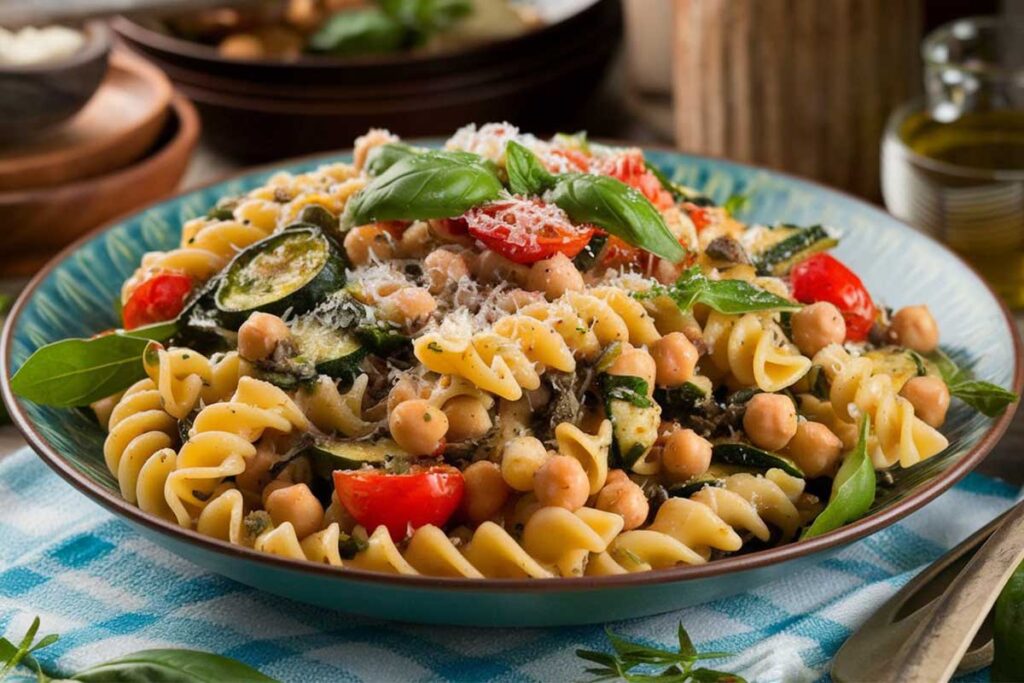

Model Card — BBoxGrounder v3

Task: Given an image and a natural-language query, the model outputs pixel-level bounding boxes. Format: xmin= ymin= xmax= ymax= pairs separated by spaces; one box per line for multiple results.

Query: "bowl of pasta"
xmin=3 ymin=124 xmax=1020 ymax=627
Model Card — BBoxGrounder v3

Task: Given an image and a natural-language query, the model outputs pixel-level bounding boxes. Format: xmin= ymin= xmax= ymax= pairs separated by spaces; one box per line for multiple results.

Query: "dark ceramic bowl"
xmin=0 ymin=22 xmax=112 ymax=141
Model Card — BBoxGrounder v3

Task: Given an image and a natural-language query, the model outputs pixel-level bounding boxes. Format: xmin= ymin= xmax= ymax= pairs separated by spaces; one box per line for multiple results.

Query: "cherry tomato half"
xmin=599 ymin=152 xmax=675 ymax=211
xmin=333 ymin=465 xmax=464 ymax=541
xmin=790 ymin=253 xmax=877 ymax=342
xmin=459 ymin=197 xmax=595 ymax=265
xmin=122 ymin=272 xmax=193 ymax=330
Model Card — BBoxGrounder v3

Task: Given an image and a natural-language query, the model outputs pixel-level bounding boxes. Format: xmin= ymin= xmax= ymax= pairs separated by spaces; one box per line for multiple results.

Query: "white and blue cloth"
xmin=0 ymin=447 xmax=1016 ymax=682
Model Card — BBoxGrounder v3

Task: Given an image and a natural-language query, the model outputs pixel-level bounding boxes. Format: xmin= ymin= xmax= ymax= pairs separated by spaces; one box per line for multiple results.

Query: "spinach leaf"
xmin=364 ymin=142 xmax=417 ymax=177
xmin=308 ymin=9 xmax=406 ymax=55
xmin=549 ymin=173 xmax=686 ymax=263
xmin=10 ymin=321 xmax=176 ymax=408
xmin=72 ymin=649 xmax=277 ymax=682
xmin=505 ymin=140 xmax=555 ymax=195
xmin=928 ymin=349 xmax=1018 ymax=417
xmin=993 ymin=560 xmax=1024 ymax=682
xmin=601 ymin=374 xmax=653 ymax=408
xmin=634 ymin=266 xmax=800 ymax=315
xmin=342 ymin=151 xmax=503 ymax=227
xmin=801 ymin=416 xmax=876 ymax=539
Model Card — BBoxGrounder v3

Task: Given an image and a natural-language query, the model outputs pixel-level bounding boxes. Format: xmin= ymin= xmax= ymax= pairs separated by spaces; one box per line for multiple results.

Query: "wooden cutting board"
xmin=0 ymin=50 xmax=172 ymax=191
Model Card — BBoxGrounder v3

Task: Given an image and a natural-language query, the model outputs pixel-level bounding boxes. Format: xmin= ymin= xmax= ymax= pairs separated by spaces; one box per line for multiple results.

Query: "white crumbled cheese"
xmin=346 ymin=262 xmax=411 ymax=302
xmin=463 ymin=198 xmax=573 ymax=249
xmin=0 ymin=25 xmax=85 ymax=65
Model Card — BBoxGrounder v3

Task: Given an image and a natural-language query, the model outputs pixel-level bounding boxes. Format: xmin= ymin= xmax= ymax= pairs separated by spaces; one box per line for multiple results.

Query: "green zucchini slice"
xmin=215 ymin=227 xmax=345 ymax=325
xmin=602 ymin=374 xmax=661 ymax=469
xmin=290 ymin=314 xmax=367 ymax=380
xmin=307 ymin=438 xmax=408 ymax=478
xmin=656 ymin=379 xmax=712 ymax=419
xmin=573 ymin=233 xmax=608 ymax=271
xmin=712 ymin=443 xmax=804 ymax=478
xmin=749 ymin=225 xmax=838 ymax=276
xmin=667 ymin=476 xmax=724 ymax=499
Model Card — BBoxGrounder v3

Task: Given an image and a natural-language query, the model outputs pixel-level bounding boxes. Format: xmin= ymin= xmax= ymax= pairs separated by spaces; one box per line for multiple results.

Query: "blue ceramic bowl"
xmin=3 ymin=148 xmax=1020 ymax=626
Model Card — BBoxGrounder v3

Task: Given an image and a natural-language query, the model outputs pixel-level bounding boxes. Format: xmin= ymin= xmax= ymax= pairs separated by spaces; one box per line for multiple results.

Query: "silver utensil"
xmin=832 ymin=499 xmax=1024 ymax=682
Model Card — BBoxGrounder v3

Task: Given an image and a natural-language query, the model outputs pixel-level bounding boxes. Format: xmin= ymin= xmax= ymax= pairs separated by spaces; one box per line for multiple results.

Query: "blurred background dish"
xmin=0 ymin=51 xmax=172 ymax=191
xmin=0 ymin=21 xmax=111 ymax=140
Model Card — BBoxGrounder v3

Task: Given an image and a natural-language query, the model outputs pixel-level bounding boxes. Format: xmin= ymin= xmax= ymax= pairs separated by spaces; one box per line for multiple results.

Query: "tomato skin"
xmin=790 ymin=253 xmax=877 ymax=342
xmin=122 ymin=273 xmax=193 ymax=330
xmin=600 ymin=152 xmax=675 ymax=210
xmin=333 ymin=466 xmax=464 ymax=541
xmin=684 ymin=203 xmax=715 ymax=232
xmin=461 ymin=198 xmax=595 ymax=265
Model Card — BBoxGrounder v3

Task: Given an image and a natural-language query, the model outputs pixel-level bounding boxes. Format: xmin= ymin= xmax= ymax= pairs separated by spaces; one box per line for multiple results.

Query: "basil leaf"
xmin=993 ymin=560 xmax=1024 ymax=682
xmin=10 ymin=321 xmax=176 ymax=408
xmin=381 ymin=0 xmax=472 ymax=34
xmin=634 ymin=267 xmax=800 ymax=315
xmin=72 ymin=649 xmax=278 ymax=683
xmin=722 ymin=193 xmax=750 ymax=215
xmin=601 ymin=375 xmax=653 ymax=408
xmin=364 ymin=143 xmax=417 ymax=177
xmin=342 ymin=151 xmax=503 ymax=227
xmin=548 ymin=173 xmax=686 ymax=263
xmin=505 ymin=141 xmax=555 ymax=196
xmin=928 ymin=349 xmax=1019 ymax=417
xmin=801 ymin=416 xmax=876 ymax=539
xmin=308 ymin=9 xmax=405 ymax=55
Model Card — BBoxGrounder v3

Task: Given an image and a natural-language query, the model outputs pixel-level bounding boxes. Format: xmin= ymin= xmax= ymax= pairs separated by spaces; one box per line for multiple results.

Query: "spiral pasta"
xmin=143 ymin=346 xmax=250 ymax=420
xmin=103 ymin=378 xmax=177 ymax=506
xmin=702 ymin=311 xmax=811 ymax=392
xmin=812 ymin=344 xmax=948 ymax=468
xmin=297 ymin=374 xmax=378 ymax=438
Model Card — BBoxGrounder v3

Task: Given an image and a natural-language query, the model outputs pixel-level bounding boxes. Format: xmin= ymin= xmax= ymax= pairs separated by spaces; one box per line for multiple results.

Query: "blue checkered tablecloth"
xmin=0 ymin=447 xmax=1016 ymax=682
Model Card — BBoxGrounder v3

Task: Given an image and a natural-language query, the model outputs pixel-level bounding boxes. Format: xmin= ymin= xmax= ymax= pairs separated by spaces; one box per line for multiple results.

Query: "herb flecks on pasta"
xmin=12 ymin=123 xmax=1018 ymax=579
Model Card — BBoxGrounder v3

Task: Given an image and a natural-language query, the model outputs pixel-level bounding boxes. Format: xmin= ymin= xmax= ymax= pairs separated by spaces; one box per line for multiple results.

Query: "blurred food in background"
xmin=166 ymin=0 xmax=541 ymax=60
xmin=0 ymin=25 xmax=86 ymax=64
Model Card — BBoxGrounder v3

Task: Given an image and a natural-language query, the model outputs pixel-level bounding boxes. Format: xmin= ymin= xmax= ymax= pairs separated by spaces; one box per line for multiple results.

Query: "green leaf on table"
xmin=993 ymin=559 xmax=1024 ymax=682
xmin=928 ymin=349 xmax=1018 ymax=417
xmin=71 ymin=649 xmax=279 ymax=683
xmin=308 ymin=9 xmax=406 ymax=55
xmin=633 ymin=267 xmax=800 ymax=315
xmin=9 ymin=321 xmax=176 ymax=408
xmin=0 ymin=617 xmax=58 ymax=682
xmin=505 ymin=141 xmax=556 ymax=196
xmin=548 ymin=173 xmax=686 ymax=263
xmin=801 ymin=416 xmax=876 ymax=539
xmin=342 ymin=150 xmax=503 ymax=227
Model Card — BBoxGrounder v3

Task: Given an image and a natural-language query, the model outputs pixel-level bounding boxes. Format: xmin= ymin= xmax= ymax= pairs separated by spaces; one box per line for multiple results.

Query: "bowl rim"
xmin=3 ymin=143 xmax=1021 ymax=594
xmin=109 ymin=0 xmax=604 ymax=71
xmin=0 ymin=20 xmax=112 ymax=75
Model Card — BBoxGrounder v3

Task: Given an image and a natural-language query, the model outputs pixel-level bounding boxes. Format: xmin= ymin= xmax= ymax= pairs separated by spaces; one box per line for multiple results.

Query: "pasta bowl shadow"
xmin=2 ymin=146 xmax=1020 ymax=626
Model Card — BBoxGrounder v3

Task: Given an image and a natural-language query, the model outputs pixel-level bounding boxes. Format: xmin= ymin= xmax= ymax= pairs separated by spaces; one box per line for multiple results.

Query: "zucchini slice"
xmin=573 ymin=233 xmax=608 ymax=271
xmin=656 ymin=379 xmax=713 ymax=419
xmin=307 ymin=438 xmax=407 ymax=477
xmin=667 ymin=476 xmax=724 ymax=499
xmin=602 ymin=374 xmax=662 ymax=469
xmin=748 ymin=225 xmax=838 ymax=276
xmin=712 ymin=443 xmax=804 ymax=478
xmin=290 ymin=314 xmax=367 ymax=380
xmin=215 ymin=227 xmax=345 ymax=325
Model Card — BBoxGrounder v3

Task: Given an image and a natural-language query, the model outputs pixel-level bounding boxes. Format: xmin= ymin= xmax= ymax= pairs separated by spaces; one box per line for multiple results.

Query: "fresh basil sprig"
xmin=801 ymin=416 xmax=876 ymax=540
xmin=633 ymin=266 xmax=800 ymax=315
xmin=10 ymin=321 xmax=176 ymax=408
xmin=993 ymin=560 xmax=1024 ymax=681
xmin=364 ymin=142 xmax=418 ymax=176
xmin=601 ymin=374 xmax=654 ymax=408
xmin=342 ymin=150 xmax=503 ymax=227
xmin=927 ymin=349 xmax=1018 ymax=417
xmin=576 ymin=622 xmax=743 ymax=683
xmin=505 ymin=141 xmax=686 ymax=263
xmin=0 ymin=616 xmax=277 ymax=682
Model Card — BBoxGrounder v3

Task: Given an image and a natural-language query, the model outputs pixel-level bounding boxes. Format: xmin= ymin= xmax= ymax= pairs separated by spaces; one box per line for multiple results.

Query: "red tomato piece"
xmin=684 ymin=203 xmax=715 ymax=232
xmin=599 ymin=152 xmax=675 ymax=210
xmin=790 ymin=253 xmax=877 ymax=342
xmin=333 ymin=465 xmax=465 ymax=541
xmin=546 ymin=147 xmax=592 ymax=172
xmin=122 ymin=272 xmax=193 ymax=330
xmin=461 ymin=197 xmax=595 ymax=265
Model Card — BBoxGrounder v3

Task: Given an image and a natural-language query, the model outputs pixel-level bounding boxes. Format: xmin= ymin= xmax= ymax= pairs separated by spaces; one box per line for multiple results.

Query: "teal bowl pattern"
xmin=3 ymin=148 xmax=1020 ymax=626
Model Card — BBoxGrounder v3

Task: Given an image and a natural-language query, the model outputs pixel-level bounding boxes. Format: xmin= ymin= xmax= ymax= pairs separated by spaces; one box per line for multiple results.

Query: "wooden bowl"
xmin=0 ymin=95 xmax=199 ymax=276
xmin=0 ymin=22 xmax=112 ymax=141
xmin=0 ymin=51 xmax=172 ymax=192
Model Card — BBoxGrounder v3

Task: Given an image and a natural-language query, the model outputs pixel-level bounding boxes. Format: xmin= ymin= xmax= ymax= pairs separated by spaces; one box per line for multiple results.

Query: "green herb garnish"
xmin=633 ymin=267 xmax=800 ymax=315
xmin=801 ymin=416 xmax=875 ymax=539
xmin=601 ymin=375 xmax=653 ymax=408
xmin=928 ymin=349 xmax=1018 ymax=417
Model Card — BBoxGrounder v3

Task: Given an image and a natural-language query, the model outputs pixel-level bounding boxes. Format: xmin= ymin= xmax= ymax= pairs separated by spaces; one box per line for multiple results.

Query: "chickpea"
xmin=423 ymin=248 xmax=470 ymax=294
xmin=785 ymin=421 xmax=843 ymax=478
xmin=380 ymin=287 xmax=436 ymax=325
xmin=397 ymin=221 xmax=433 ymax=258
xmin=495 ymin=288 xmax=544 ymax=312
xmin=595 ymin=470 xmax=650 ymax=530
xmin=889 ymin=305 xmax=940 ymax=353
xmin=900 ymin=376 xmax=951 ymax=428
xmin=661 ymin=428 xmax=713 ymax=481
xmin=743 ymin=393 xmax=798 ymax=451
xmin=471 ymin=249 xmax=529 ymax=286
xmin=429 ymin=217 xmax=474 ymax=246
xmin=651 ymin=332 xmax=699 ymax=387
xmin=461 ymin=461 xmax=511 ymax=523
xmin=533 ymin=454 xmax=590 ymax=511
xmin=526 ymin=252 xmax=585 ymax=299
xmin=236 ymin=444 xmax=275 ymax=494
xmin=237 ymin=312 xmax=290 ymax=362
xmin=387 ymin=376 xmax=426 ymax=413
xmin=265 ymin=483 xmax=325 ymax=539
xmin=654 ymin=258 xmax=685 ymax=286
xmin=218 ymin=34 xmax=265 ymax=60
xmin=353 ymin=128 xmax=398 ymax=171
xmin=500 ymin=436 xmax=549 ymax=491
xmin=389 ymin=399 xmax=448 ymax=456
xmin=791 ymin=302 xmax=846 ymax=356
xmin=343 ymin=224 xmax=395 ymax=265
xmin=443 ymin=396 xmax=493 ymax=442
xmin=607 ymin=345 xmax=657 ymax=395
